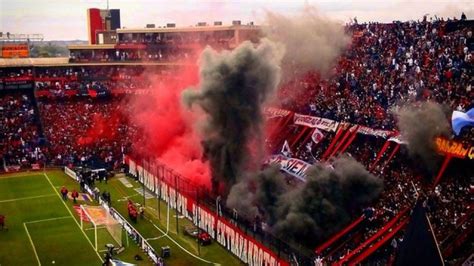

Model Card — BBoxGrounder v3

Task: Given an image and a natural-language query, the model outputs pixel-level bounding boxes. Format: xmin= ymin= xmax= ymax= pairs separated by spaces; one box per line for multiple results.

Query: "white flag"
xmin=281 ymin=140 xmax=292 ymax=157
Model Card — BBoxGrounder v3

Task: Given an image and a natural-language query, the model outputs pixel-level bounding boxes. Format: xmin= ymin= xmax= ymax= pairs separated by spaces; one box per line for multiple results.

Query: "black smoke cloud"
xmin=183 ymin=7 xmax=375 ymax=249
xmin=226 ymin=165 xmax=288 ymax=222
xmin=272 ymin=156 xmax=382 ymax=247
xmin=182 ymin=39 xmax=283 ymax=193
xmin=227 ymin=156 xmax=383 ymax=248
xmin=394 ymin=101 xmax=450 ymax=173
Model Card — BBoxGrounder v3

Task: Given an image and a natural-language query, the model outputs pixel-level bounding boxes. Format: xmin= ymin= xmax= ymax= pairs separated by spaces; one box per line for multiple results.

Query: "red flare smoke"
xmin=127 ymin=65 xmax=211 ymax=187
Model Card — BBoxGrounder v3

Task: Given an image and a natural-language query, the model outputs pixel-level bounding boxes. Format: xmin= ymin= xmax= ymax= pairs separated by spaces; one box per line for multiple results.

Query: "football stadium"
xmin=0 ymin=1 xmax=473 ymax=265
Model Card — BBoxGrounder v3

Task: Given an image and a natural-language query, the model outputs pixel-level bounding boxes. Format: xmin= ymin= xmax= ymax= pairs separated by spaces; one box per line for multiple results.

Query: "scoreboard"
xmin=1 ymin=43 xmax=29 ymax=58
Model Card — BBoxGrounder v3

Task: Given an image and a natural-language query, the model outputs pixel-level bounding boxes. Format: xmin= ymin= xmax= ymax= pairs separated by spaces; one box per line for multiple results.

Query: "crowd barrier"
xmin=314 ymin=215 xmax=364 ymax=255
xmin=125 ymin=156 xmax=291 ymax=266
xmin=351 ymin=217 xmax=408 ymax=265
xmin=336 ymin=207 xmax=409 ymax=265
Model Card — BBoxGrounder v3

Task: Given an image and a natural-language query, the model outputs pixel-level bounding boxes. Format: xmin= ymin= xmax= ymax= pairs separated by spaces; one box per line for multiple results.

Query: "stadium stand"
xmin=280 ymin=18 xmax=473 ymax=130
xmin=0 ymin=91 xmax=43 ymax=170
xmin=0 ymin=16 xmax=472 ymax=265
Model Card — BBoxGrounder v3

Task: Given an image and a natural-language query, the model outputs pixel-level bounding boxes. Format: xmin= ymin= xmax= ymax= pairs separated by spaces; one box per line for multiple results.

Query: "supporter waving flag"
xmin=451 ymin=108 xmax=474 ymax=135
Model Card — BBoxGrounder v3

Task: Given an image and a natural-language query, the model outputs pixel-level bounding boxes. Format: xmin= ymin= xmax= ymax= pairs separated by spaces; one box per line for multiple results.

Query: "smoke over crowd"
xmin=394 ymin=101 xmax=450 ymax=173
xmin=264 ymin=6 xmax=351 ymax=76
xmin=179 ymin=8 xmax=384 ymax=247
xmin=125 ymin=6 xmax=384 ymax=249
xmin=272 ymin=156 xmax=382 ymax=247
xmin=263 ymin=7 xmax=351 ymax=110
xmin=227 ymin=156 xmax=383 ymax=247
xmin=182 ymin=40 xmax=283 ymax=193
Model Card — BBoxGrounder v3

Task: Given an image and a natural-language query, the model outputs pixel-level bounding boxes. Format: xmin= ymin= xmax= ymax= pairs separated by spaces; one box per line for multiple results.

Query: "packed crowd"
xmin=274 ymin=125 xmax=422 ymax=263
xmin=33 ymin=66 xmax=152 ymax=97
xmin=0 ymin=17 xmax=472 ymax=265
xmin=276 ymin=123 xmax=472 ymax=265
xmin=429 ymin=173 xmax=472 ymax=243
xmin=69 ymin=30 xmax=236 ymax=63
xmin=268 ymin=17 xmax=473 ymax=264
xmin=0 ymin=66 xmax=154 ymax=170
xmin=69 ymin=48 xmax=195 ymax=63
xmin=280 ymin=18 xmax=473 ymax=130
xmin=0 ymin=92 xmax=43 ymax=168
xmin=37 ymin=98 xmax=135 ymax=169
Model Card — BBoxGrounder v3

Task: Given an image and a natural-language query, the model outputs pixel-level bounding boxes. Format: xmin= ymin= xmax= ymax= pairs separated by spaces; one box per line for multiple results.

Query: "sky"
xmin=0 ymin=0 xmax=473 ymax=40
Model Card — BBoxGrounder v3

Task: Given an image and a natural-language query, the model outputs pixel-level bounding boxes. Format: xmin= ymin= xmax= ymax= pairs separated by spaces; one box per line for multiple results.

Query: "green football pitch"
xmin=0 ymin=170 xmax=242 ymax=266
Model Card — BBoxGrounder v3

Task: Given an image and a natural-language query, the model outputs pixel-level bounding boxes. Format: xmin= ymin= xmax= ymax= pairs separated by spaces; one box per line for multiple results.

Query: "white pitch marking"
xmin=117 ymin=193 xmax=139 ymax=202
xmin=0 ymin=194 xmax=56 ymax=203
xmin=0 ymin=173 xmax=44 ymax=179
xmin=25 ymin=216 xmax=72 ymax=224
xmin=43 ymin=173 xmax=104 ymax=263
xmin=23 ymin=223 xmax=41 ymax=266
xmin=144 ymin=208 xmax=219 ymax=265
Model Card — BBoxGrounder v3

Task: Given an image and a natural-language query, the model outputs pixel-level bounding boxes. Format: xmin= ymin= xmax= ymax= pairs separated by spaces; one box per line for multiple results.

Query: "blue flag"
xmin=451 ymin=108 xmax=474 ymax=135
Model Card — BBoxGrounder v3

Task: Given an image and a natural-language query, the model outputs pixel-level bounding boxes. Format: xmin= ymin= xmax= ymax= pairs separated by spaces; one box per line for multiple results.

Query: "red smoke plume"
xmin=77 ymin=111 xmax=120 ymax=145
xmin=126 ymin=65 xmax=212 ymax=187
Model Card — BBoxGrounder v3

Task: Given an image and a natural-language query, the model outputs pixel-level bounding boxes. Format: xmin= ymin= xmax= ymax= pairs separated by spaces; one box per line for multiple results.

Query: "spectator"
xmin=0 ymin=214 xmax=5 ymax=231
xmin=71 ymin=189 xmax=79 ymax=203
xmin=60 ymin=186 xmax=68 ymax=201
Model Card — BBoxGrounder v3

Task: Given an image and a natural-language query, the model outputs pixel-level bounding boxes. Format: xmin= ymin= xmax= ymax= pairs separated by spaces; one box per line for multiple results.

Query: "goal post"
xmin=80 ymin=205 xmax=123 ymax=251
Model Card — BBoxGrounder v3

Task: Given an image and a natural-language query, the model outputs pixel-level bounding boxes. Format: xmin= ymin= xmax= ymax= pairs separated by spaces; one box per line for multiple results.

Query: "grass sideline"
xmin=0 ymin=170 xmax=243 ymax=265
xmin=0 ymin=170 xmax=152 ymax=266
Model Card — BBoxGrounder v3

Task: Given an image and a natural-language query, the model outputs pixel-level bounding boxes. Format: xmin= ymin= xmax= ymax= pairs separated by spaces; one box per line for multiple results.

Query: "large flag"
xmin=395 ymin=202 xmax=443 ymax=266
xmin=451 ymin=108 xmax=474 ymax=135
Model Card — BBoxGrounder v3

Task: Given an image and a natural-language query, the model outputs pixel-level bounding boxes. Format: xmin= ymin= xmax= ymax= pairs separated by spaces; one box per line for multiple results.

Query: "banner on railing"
xmin=293 ymin=113 xmax=339 ymax=132
xmin=356 ymin=126 xmax=393 ymax=139
xmin=435 ymin=137 xmax=474 ymax=160
xmin=266 ymin=154 xmax=311 ymax=182
xmin=264 ymin=107 xmax=292 ymax=119
xmin=64 ymin=166 xmax=78 ymax=181
xmin=4 ymin=165 xmax=21 ymax=172
xmin=275 ymin=107 xmax=399 ymax=139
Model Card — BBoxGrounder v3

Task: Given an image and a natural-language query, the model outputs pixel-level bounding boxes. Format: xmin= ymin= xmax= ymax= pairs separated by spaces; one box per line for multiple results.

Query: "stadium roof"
xmin=0 ymin=57 xmax=69 ymax=67
xmin=68 ymin=44 xmax=115 ymax=50
xmin=116 ymin=24 xmax=259 ymax=34
xmin=0 ymin=57 xmax=192 ymax=67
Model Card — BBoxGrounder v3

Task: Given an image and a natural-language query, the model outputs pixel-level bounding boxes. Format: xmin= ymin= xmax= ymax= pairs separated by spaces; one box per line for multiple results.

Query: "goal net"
xmin=80 ymin=205 xmax=123 ymax=251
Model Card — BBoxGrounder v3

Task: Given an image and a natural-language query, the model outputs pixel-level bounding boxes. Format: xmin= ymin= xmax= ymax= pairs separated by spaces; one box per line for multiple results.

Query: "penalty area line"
xmin=42 ymin=173 xmax=104 ymax=263
xmin=0 ymin=173 xmax=44 ymax=179
xmin=0 ymin=194 xmax=56 ymax=203
xmin=25 ymin=216 xmax=72 ymax=224
xmin=23 ymin=223 xmax=42 ymax=266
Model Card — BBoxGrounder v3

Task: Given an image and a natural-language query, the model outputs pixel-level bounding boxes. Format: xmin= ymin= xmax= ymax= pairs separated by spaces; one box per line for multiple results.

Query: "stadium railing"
xmin=126 ymin=156 xmax=314 ymax=265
